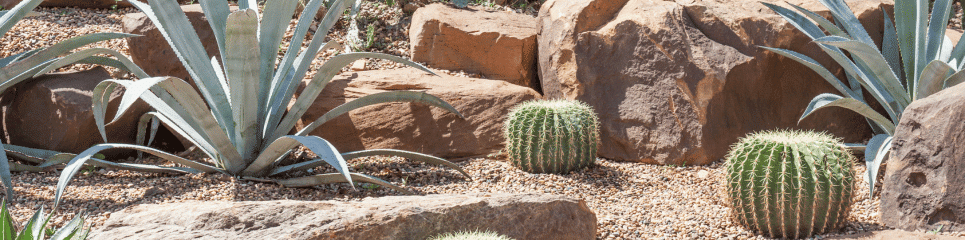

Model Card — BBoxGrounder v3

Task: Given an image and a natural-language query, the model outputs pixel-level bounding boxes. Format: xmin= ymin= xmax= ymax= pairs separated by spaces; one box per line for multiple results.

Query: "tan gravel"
xmin=9 ymin=154 xmax=965 ymax=240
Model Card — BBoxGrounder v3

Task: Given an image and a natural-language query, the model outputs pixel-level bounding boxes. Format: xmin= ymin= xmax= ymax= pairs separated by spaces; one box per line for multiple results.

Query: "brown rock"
xmin=294 ymin=68 xmax=541 ymax=159
xmin=89 ymin=193 xmax=597 ymax=240
xmin=880 ymin=83 xmax=965 ymax=232
xmin=410 ymin=4 xmax=540 ymax=89
xmin=825 ymin=229 xmax=965 ymax=240
xmin=121 ymin=4 xmax=233 ymax=86
xmin=536 ymin=0 xmax=885 ymax=165
xmin=1 ymin=67 xmax=151 ymax=157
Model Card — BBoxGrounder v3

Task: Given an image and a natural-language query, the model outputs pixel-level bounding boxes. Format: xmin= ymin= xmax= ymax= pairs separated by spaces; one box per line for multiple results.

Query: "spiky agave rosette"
xmin=503 ymin=99 xmax=599 ymax=174
xmin=725 ymin=130 xmax=856 ymax=239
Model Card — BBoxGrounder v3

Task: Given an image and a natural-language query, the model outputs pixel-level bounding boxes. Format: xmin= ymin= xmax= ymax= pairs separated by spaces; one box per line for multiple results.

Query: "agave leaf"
xmin=0 ymin=143 xmax=11 ymax=202
xmin=73 ymin=56 xmax=148 ymax=78
xmin=277 ymin=172 xmax=415 ymax=194
xmin=762 ymin=2 xmax=827 ymax=39
xmin=0 ymin=0 xmax=42 ymax=39
xmin=895 ymin=0 xmax=929 ymax=85
xmin=0 ymin=50 xmax=34 ymax=68
xmin=262 ymin=0 xmax=352 ymax=137
xmin=808 ymin=42 xmax=899 ymax=122
xmin=341 ymin=149 xmax=471 ymax=179
xmin=258 ymin=0 xmax=299 ymax=83
xmin=925 ymin=0 xmax=953 ymax=62
xmin=916 ymin=60 xmax=955 ymax=100
xmin=31 ymin=48 xmax=148 ymax=79
xmin=238 ymin=0 xmax=259 ymax=14
xmin=864 ymin=134 xmax=892 ymax=197
xmin=225 ymin=9 xmax=262 ymax=160
xmin=14 ymin=205 xmax=42 ymax=240
xmin=816 ymin=37 xmax=911 ymax=108
xmin=261 ymin=40 xmax=340 ymax=139
xmin=291 ymin=91 xmax=462 ymax=139
xmin=760 ymin=46 xmax=857 ymax=98
xmin=134 ymin=112 xmax=161 ymax=150
xmin=241 ymin=136 xmax=350 ymax=182
xmin=945 ymin=69 xmax=965 ymax=88
xmin=54 ymin=143 xmax=225 ymax=208
xmin=882 ymin=10 xmax=902 ymax=81
xmin=0 ymin=201 xmax=13 ymax=239
xmin=0 ymin=58 xmax=54 ymax=95
xmin=273 ymin=52 xmax=439 ymax=140
xmin=49 ymin=212 xmax=84 ymax=240
xmin=130 ymin=0 xmax=234 ymax=134
xmin=0 ymin=33 xmax=136 ymax=83
xmin=786 ymin=3 xmax=847 ymax=37
xmin=818 ymin=0 xmax=876 ymax=48
xmin=8 ymin=162 xmax=42 ymax=172
xmin=800 ymin=93 xmax=895 ymax=135
xmin=42 ymin=153 xmax=202 ymax=175
xmin=4 ymin=144 xmax=61 ymax=162
xmin=95 ymin=77 xmax=242 ymax=171
xmin=197 ymin=0 xmax=230 ymax=62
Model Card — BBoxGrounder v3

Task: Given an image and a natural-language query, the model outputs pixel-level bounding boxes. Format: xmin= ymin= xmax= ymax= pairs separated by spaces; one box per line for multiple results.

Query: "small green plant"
xmin=429 ymin=230 xmax=514 ymax=240
xmin=452 ymin=0 xmax=469 ymax=8
xmin=504 ymin=100 xmax=599 ymax=174
xmin=725 ymin=130 xmax=856 ymax=239
xmin=0 ymin=200 xmax=90 ymax=239
xmin=364 ymin=24 xmax=376 ymax=50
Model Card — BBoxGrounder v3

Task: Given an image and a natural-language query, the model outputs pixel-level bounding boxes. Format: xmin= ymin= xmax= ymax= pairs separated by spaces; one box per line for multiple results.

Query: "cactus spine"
xmin=725 ymin=130 xmax=856 ymax=239
xmin=504 ymin=100 xmax=599 ymax=174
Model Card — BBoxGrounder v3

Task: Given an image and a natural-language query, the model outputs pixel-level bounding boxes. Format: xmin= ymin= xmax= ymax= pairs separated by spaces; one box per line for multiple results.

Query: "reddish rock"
xmin=536 ymin=0 xmax=886 ymax=165
xmin=294 ymin=68 xmax=541 ymax=158
xmin=410 ymin=4 xmax=540 ymax=90
xmin=1 ymin=67 xmax=150 ymax=157
xmin=121 ymin=4 xmax=232 ymax=86
xmin=881 ymin=83 xmax=965 ymax=232
xmin=90 ymin=193 xmax=597 ymax=240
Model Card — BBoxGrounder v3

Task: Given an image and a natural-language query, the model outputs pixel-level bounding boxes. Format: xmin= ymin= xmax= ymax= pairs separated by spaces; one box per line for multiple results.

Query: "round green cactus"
xmin=503 ymin=99 xmax=599 ymax=174
xmin=725 ymin=130 xmax=856 ymax=239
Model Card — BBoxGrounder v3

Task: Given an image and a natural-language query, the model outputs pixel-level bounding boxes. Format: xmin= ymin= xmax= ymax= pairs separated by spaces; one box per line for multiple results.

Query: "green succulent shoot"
xmin=725 ymin=130 xmax=856 ymax=239
xmin=0 ymin=0 xmax=146 ymax=201
xmin=53 ymin=0 xmax=470 ymax=209
xmin=0 ymin=200 xmax=90 ymax=240
xmin=504 ymin=100 xmax=599 ymax=174
xmin=761 ymin=0 xmax=965 ymax=196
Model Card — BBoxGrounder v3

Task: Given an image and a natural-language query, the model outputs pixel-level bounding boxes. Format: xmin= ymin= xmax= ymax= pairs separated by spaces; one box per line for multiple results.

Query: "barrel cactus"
xmin=504 ymin=100 xmax=598 ymax=174
xmin=725 ymin=130 xmax=856 ymax=239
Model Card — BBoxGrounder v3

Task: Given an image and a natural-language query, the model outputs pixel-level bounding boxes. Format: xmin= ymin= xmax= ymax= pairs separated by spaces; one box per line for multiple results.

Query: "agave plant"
xmin=54 ymin=0 xmax=470 ymax=207
xmin=0 ymin=201 xmax=89 ymax=240
xmin=0 ymin=0 xmax=149 ymax=201
xmin=761 ymin=0 xmax=965 ymax=196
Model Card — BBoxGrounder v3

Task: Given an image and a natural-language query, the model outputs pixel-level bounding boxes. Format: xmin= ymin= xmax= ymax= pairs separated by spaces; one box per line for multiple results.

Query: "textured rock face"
xmin=537 ymin=0 xmax=885 ymax=165
xmin=410 ymin=4 xmax=540 ymax=89
xmin=121 ymin=4 xmax=230 ymax=85
xmin=295 ymin=68 xmax=540 ymax=158
xmin=825 ymin=229 xmax=965 ymax=240
xmin=90 ymin=193 xmax=597 ymax=240
xmin=2 ymin=67 xmax=150 ymax=156
xmin=881 ymin=83 xmax=965 ymax=232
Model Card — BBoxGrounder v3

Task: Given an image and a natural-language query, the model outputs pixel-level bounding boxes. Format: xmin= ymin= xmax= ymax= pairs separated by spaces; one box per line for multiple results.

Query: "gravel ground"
xmin=9 ymin=154 xmax=965 ymax=240
xmin=2 ymin=2 xmax=965 ymax=240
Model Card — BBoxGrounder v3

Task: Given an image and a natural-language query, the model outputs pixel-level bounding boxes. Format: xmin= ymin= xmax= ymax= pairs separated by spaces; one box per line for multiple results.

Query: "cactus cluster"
xmin=504 ymin=100 xmax=599 ymax=174
xmin=725 ymin=130 xmax=856 ymax=239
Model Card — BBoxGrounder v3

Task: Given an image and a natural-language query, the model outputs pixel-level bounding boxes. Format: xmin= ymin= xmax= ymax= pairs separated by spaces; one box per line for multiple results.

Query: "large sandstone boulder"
xmin=411 ymin=4 xmax=540 ymax=90
xmin=537 ymin=0 xmax=886 ymax=165
xmin=90 ymin=193 xmax=597 ymax=240
xmin=294 ymin=68 xmax=540 ymax=158
xmin=880 ymin=83 xmax=965 ymax=232
xmin=1 ymin=67 xmax=150 ymax=156
xmin=121 ymin=4 xmax=231 ymax=85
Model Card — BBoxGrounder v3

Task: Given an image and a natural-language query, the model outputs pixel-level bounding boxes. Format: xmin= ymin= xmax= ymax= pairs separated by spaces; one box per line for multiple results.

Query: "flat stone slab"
xmin=91 ymin=193 xmax=596 ymax=240
xmin=826 ymin=230 xmax=965 ymax=240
